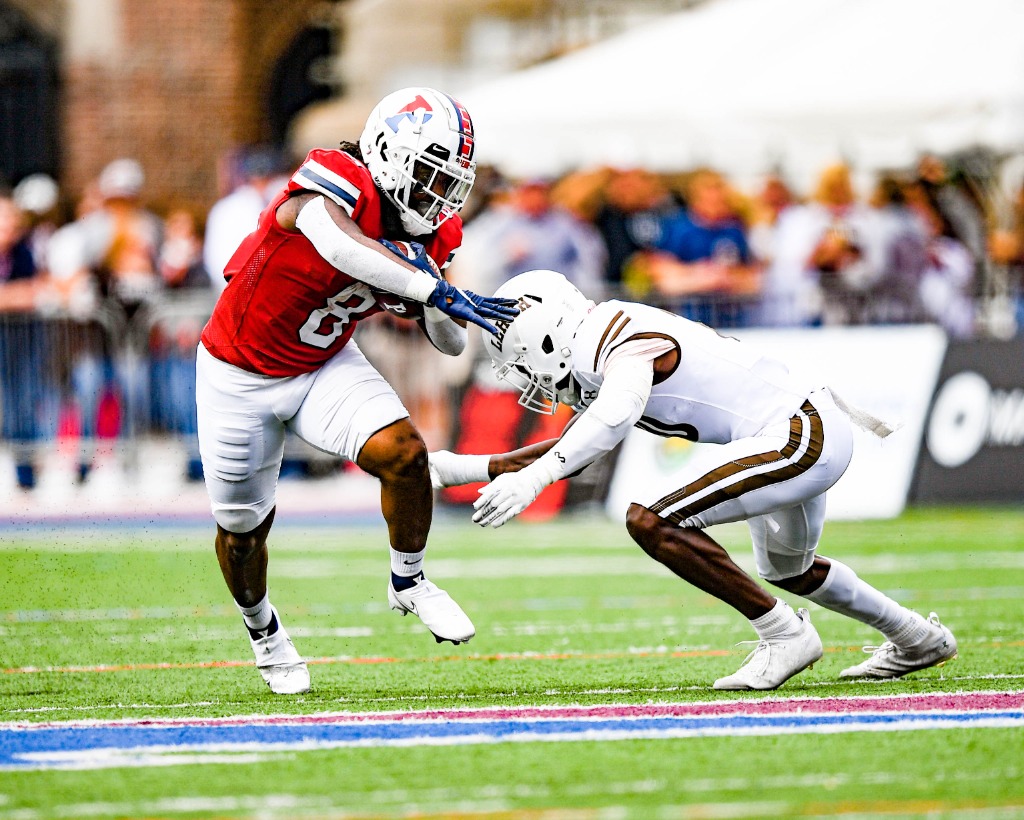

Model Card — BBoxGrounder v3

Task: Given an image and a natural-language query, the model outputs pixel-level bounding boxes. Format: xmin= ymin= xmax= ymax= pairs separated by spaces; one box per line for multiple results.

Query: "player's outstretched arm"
xmin=428 ymin=439 xmax=560 ymax=490
xmin=288 ymin=194 xmax=518 ymax=336
xmin=474 ymin=357 xmax=654 ymax=528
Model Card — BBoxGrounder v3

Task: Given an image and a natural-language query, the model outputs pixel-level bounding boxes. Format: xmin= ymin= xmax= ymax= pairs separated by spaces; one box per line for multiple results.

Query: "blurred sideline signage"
xmin=605 ymin=326 xmax=948 ymax=522
xmin=912 ymin=337 xmax=1024 ymax=503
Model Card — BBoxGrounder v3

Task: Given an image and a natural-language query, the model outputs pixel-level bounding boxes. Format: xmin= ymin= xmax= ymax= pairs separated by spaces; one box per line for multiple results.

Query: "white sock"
xmin=750 ymin=598 xmax=803 ymax=640
xmin=391 ymin=548 xmax=425 ymax=577
xmin=804 ymin=558 xmax=928 ymax=647
xmin=236 ymin=593 xmax=273 ymax=631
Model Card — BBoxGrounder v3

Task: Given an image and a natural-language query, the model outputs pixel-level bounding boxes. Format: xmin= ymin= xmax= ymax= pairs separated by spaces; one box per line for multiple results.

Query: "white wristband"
xmin=403 ymin=275 xmax=438 ymax=303
xmin=429 ymin=450 xmax=491 ymax=487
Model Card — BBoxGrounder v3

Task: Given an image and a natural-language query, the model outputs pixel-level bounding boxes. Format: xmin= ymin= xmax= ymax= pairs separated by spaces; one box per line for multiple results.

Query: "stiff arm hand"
xmin=428 ymin=281 xmax=518 ymax=335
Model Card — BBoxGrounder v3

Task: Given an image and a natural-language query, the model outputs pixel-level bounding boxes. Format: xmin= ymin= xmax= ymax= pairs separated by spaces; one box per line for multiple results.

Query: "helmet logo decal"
xmin=385 ymin=95 xmax=434 ymax=133
xmin=488 ymin=296 xmax=532 ymax=352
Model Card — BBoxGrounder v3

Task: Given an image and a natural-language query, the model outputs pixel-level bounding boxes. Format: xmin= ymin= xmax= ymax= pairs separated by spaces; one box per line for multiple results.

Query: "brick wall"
xmin=61 ymin=0 xmax=246 ymax=212
xmin=41 ymin=0 xmax=322 ymax=215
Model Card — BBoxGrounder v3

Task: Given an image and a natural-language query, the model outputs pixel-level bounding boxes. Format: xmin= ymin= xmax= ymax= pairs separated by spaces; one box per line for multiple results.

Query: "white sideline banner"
xmin=605 ymin=325 xmax=947 ymax=522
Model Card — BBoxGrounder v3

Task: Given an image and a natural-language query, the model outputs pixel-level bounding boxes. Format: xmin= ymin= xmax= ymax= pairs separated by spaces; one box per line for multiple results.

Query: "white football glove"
xmin=472 ymin=464 xmax=551 ymax=528
xmin=428 ymin=450 xmax=490 ymax=490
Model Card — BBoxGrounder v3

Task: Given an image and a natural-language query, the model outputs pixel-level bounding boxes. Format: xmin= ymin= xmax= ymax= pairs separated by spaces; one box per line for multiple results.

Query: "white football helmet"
xmin=359 ymin=87 xmax=477 ymax=236
xmin=483 ymin=270 xmax=594 ymax=414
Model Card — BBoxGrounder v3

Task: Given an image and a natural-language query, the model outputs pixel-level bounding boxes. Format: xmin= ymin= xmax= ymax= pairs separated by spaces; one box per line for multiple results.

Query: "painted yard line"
xmin=2 ymin=708 xmax=1022 ymax=771
xmin=5 ymin=540 xmax=1024 ymax=574
xmin=6 ymin=639 xmax=1011 ymax=675
xmin=3 ymin=798 xmax=1023 ymax=820
xmin=10 ymin=636 xmax=1019 ymax=676
xmin=0 ymin=647 xmax=748 ymax=676
xmin=5 ymin=690 xmax=1019 ymax=731
xmin=8 ymin=798 xmax=1024 ymax=818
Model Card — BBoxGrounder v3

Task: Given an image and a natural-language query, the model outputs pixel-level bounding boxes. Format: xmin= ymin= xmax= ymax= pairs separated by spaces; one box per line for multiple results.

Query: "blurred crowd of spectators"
xmin=3 ymin=148 xmax=1024 ymax=492
xmin=454 ymin=155 xmax=1023 ymax=340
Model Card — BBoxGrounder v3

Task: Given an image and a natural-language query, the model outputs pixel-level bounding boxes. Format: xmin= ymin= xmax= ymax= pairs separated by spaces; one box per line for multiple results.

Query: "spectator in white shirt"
xmin=203 ymin=149 xmax=284 ymax=293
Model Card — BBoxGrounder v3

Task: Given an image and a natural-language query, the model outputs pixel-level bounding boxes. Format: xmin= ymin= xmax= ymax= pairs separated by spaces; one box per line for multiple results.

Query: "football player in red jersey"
xmin=196 ymin=88 xmax=518 ymax=694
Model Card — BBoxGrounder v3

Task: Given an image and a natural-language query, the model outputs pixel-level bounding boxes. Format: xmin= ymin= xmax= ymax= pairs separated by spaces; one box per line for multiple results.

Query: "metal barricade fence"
xmin=128 ymin=292 xmax=347 ymax=479
xmin=0 ymin=300 xmax=127 ymax=490
xmin=10 ymin=283 xmax=1009 ymax=496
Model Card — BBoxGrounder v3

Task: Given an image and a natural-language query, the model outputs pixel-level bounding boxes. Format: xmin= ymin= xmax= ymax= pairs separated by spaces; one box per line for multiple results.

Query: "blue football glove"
xmin=427 ymin=280 xmax=520 ymax=335
xmin=377 ymin=239 xmax=439 ymax=278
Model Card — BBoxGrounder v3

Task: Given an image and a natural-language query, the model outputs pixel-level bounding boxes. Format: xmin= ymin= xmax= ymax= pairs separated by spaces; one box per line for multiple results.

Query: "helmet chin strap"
xmin=556 ymin=376 xmax=580 ymax=407
xmin=399 ymin=210 xmax=432 ymax=236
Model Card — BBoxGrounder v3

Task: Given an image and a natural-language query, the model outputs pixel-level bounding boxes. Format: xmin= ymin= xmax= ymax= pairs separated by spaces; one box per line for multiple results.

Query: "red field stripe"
xmin=10 ymin=690 xmax=1022 ymax=731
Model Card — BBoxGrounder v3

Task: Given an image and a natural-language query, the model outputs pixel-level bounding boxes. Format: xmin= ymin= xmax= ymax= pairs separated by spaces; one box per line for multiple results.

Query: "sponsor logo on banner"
xmin=913 ymin=338 xmax=1024 ymax=502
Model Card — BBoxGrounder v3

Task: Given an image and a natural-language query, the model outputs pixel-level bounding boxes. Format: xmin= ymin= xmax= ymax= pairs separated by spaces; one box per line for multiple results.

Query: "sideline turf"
xmin=1 ymin=507 xmax=1022 ymax=818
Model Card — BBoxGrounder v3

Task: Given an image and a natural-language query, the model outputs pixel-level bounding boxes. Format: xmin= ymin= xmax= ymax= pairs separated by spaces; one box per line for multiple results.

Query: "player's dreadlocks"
xmin=339 ymin=141 xmax=363 ymax=161
xmin=339 ymin=139 xmax=407 ymax=237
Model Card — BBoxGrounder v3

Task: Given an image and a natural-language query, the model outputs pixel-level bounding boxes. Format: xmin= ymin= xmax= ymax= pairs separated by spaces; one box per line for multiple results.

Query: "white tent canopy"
xmin=457 ymin=0 xmax=1024 ymax=189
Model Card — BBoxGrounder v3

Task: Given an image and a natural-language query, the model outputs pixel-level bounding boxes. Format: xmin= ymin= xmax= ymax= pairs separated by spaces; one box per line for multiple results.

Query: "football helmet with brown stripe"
xmin=483 ymin=270 xmax=593 ymax=414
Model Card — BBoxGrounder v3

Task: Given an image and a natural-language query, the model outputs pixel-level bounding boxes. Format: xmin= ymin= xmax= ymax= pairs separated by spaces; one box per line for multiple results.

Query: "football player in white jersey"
xmin=429 ymin=269 xmax=957 ymax=690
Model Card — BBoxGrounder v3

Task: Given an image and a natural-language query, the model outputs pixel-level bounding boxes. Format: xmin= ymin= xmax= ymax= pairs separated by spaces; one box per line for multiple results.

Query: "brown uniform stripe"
xmin=650 ymin=401 xmax=823 ymax=524
xmin=648 ymin=408 xmax=809 ymax=513
xmin=593 ymin=310 xmax=629 ymax=370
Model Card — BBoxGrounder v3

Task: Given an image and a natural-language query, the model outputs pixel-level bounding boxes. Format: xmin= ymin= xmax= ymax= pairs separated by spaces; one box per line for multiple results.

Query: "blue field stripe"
xmin=3 ymin=710 xmax=1022 ymax=770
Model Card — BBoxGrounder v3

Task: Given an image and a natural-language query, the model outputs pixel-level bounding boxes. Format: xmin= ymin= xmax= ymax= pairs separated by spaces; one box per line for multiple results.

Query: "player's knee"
xmin=359 ymin=421 xmax=428 ymax=483
xmin=372 ymin=435 xmax=428 ymax=485
xmin=626 ymin=504 xmax=660 ymax=555
xmin=215 ymin=507 xmax=262 ymax=535
xmin=769 ymin=566 xmax=818 ymax=595
xmin=220 ymin=528 xmax=262 ymax=565
xmin=216 ymin=507 xmax=274 ymax=564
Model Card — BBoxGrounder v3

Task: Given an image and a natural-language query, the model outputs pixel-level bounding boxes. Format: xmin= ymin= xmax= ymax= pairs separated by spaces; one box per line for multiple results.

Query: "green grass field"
xmin=1 ymin=506 xmax=1022 ymax=819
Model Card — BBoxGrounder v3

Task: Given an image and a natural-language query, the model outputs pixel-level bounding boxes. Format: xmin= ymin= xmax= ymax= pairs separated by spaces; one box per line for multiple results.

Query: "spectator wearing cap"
xmin=634 ymin=168 xmax=761 ymax=326
xmin=761 ymin=162 xmax=874 ymax=327
xmin=12 ymin=173 xmax=62 ymax=273
xmin=594 ymin=167 xmax=680 ymax=297
xmin=45 ymin=159 xmax=164 ymax=482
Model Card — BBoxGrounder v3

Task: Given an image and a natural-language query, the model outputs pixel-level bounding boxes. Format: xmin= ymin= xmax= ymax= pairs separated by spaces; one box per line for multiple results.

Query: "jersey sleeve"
xmin=288 ymin=149 xmax=374 ymax=220
xmin=424 ymin=216 xmax=464 ymax=274
xmin=604 ymin=335 xmax=678 ymax=372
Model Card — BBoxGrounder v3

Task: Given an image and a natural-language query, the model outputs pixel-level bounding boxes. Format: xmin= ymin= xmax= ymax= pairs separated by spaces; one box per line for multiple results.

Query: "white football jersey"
xmin=570 ymin=300 xmax=819 ymax=444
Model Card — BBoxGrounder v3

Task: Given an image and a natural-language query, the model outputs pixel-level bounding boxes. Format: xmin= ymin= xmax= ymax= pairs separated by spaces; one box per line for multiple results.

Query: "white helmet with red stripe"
xmin=483 ymin=270 xmax=594 ymax=414
xmin=359 ymin=87 xmax=477 ymax=236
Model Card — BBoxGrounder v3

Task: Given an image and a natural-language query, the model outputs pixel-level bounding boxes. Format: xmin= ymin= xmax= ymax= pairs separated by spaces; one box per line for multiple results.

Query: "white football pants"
xmin=196 ymin=342 xmax=408 ymax=533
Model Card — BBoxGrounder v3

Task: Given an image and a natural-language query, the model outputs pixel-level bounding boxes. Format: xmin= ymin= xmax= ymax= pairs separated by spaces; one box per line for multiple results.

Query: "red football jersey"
xmin=201 ymin=148 xmax=463 ymax=376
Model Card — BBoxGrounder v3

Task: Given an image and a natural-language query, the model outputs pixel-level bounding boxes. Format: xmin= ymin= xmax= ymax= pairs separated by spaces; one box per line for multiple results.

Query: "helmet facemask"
xmin=492 ymin=302 xmax=584 ymax=415
xmin=389 ymin=144 xmax=475 ymax=234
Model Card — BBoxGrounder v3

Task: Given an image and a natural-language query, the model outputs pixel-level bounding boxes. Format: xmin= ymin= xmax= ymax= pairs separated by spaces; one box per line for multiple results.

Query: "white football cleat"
xmin=714 ymin=608 xmax=823 ymax=691
xmin=249 ymin=608 xmax=310 ymax=695
xmin=840 ymin=612 xmax=957 ymax=679
xmin=388 ymin=577 xmax=476 ymax=645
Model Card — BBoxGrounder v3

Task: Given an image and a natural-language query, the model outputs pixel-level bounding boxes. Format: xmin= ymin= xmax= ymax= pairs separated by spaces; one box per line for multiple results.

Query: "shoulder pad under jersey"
xmin=288 ymin=149 xmax=375 ymax=218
